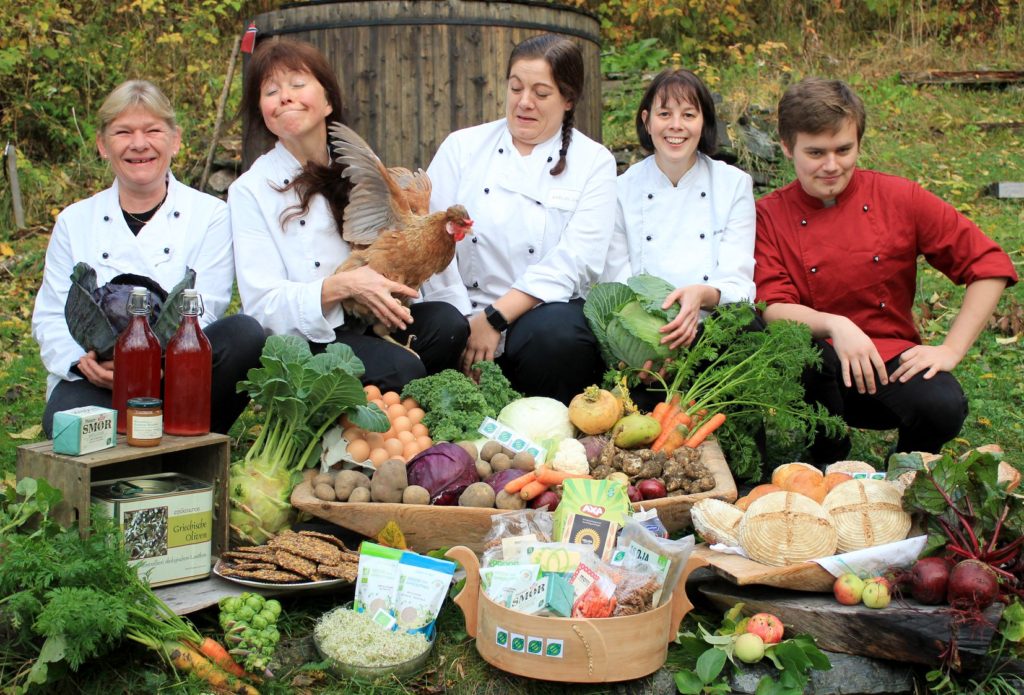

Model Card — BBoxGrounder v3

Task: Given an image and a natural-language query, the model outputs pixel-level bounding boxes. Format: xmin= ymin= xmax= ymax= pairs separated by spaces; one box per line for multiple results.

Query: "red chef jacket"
xmin=755 ymin=169 xmax=1018 ymax=362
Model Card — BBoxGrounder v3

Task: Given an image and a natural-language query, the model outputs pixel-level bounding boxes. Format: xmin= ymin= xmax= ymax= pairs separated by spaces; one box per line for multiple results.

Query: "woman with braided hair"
xmin=426 ymin=33 xmax=616 ymax=403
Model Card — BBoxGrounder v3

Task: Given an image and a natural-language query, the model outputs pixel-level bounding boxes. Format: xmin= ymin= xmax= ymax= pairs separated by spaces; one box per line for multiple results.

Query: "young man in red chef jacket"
xmin=754 ymin=77 xmax=1017 ymax=465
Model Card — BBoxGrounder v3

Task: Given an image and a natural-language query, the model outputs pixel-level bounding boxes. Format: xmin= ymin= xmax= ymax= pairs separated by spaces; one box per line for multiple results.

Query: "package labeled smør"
xmin=52 ymin=405 xmax=117 ymax=455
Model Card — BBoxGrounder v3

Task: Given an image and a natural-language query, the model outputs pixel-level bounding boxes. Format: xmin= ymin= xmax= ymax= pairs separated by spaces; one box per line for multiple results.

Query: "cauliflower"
xmin=549 ymin=438 xmax=589 ymax=476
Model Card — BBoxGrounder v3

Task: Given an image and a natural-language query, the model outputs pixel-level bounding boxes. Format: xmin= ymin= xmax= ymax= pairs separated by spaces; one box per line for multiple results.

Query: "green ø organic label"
xmin=510 ymin=635 xmax=525 ymax=652
xmin=527 ymin=638 xmax=542 ymax=654
xmin=495 ymin=628 xmax=508 ymax=647
xmin=545 ymin=639 xmax=564 ymax=658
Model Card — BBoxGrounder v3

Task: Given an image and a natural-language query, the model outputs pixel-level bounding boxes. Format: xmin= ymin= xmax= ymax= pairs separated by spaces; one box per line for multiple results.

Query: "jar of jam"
xmin=126 ymin=397 xmax=163 ymax=447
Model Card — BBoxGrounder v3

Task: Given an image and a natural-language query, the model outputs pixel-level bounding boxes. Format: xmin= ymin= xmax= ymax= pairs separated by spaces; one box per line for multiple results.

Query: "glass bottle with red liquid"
xmin=164 ymin=289 xmax=212 ymax=435
xmin=113 ymin=287 xmax=161 ymax=434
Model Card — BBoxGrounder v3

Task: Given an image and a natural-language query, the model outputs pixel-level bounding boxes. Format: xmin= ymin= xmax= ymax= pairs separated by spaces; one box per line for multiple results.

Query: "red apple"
xmin=636 ymin=478 xmax=667 ymax=500
xmin=745 ymin=613 xmax=784 ymax=644
xmin=530 ymin=490 xmax=561 ymax=511
xmin=833 ymin=573 xmax=865 ymax=605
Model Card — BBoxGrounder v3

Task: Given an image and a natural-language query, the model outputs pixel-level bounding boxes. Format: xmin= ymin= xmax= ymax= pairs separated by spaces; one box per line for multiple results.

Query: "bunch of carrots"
xmin=649 ymin=395 xmax=726 ymax=455
xmin=126 ymin=583 xmax=260 ymax=694
xmin=504 ymin=467 xmax=591 ymax=501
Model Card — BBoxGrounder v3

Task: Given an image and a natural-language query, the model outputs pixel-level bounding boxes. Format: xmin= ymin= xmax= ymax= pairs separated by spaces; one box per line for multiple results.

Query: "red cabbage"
xmin=485 ymin=469 xmax=529 ymax=494
xmin=406 ymin=442 xmax=479 ymax=505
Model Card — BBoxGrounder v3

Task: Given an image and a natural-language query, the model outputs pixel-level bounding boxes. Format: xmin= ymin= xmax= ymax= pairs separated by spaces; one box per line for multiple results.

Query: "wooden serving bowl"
xmin=290 ymin=438 xmax=737 ymax=553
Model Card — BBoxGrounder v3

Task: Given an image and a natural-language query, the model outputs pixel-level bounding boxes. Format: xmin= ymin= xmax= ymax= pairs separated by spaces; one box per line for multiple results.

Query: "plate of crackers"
xmin=214 ymin=530 xmax=360 ymax=589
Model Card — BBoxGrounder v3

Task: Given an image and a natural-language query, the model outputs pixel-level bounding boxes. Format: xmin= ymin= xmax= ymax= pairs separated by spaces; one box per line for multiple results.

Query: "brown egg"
xmin=411 ymin=423 xmax=429 ymax=437
xmin=415 ymin=435 xmax=433 ymax=451
xmin=406 ymin=407 xmax=425 ymax=425
xmin=369 ymin=447 xmax=390 ymax=466
xmin=392 ymin=415 xmax=412 ymax=433
xmin=397 ymin=430 xmax=416 ymax=444
xmin=346 ymin=438 xmax=370 ymax=462
xmin=382 ymin=391 xmax=402 ymax=406
xmin=387 ymin=403 xmax=407 ymax=420
xmin=403 ymin=440 xmax=422 ymax=460
xmin=384 ymin=438 xmax=405 ymax=457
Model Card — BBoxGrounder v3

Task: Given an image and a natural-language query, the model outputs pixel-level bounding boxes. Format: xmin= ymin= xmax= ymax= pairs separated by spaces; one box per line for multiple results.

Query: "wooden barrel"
xmin=243 ymin=0 xmax=602 ymax=170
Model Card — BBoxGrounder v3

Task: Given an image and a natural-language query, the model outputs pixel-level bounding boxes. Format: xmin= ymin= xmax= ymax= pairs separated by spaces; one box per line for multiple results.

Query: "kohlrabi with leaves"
xmin=230 ymin=335 xmax=389 ymax=544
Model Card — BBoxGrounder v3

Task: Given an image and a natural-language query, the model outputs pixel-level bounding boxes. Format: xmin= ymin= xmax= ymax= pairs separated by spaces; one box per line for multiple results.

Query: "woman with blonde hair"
xmin=32 ymin=79 xmax=265 ymax=437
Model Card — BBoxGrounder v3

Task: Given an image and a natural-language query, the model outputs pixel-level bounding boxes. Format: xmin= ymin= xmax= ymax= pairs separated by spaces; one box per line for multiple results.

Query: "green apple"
xmin=833 ymin=573 xmax=865 ymax=605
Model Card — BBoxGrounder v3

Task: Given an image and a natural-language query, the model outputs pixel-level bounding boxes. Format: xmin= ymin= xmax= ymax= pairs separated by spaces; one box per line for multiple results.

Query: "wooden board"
xmin=700 ymin=581 xmax=1002 ymax=666
xmin=692 ymin=544 xmax=835 ymax=592
xmin=292 ymin=439 xmax=736 ymax=553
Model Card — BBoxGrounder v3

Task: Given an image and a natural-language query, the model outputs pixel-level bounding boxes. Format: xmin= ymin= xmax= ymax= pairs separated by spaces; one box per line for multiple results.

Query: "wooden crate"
xmin=16 ymin=433 xmax=231 ymax=558
xmin=291 ymin=438 xmax=737 ymax=553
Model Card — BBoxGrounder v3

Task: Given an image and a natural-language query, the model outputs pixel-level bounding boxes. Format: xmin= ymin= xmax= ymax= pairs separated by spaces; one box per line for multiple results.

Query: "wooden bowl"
xmin=290 ymin=438 xmax=737 ymax=553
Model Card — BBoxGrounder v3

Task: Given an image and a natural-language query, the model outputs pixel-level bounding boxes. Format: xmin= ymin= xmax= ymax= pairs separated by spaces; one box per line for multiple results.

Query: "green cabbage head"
xmin=583 ymin=274 xmax=679 ymax=369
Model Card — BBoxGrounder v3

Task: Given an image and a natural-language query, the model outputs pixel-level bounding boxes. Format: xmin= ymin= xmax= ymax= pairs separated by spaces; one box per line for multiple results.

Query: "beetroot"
xmin=946 ymin=559 xmax=999 ymax=610
xmin=910 ymin=557 xmax=952 ymax=605
xmin=530 ymin=490 xmax=561 ymax=512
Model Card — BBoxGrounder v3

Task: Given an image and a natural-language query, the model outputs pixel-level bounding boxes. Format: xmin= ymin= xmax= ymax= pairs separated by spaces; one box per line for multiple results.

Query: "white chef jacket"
xmin=31 ymin=173 xmax=233 ymax=398
xmin=603 ymin=153 xmax=755 ymax=307
xmin=230 ymin=142 xmax=467 ymax=340
xmin=426 ymin=119 xmax=617 ymax=314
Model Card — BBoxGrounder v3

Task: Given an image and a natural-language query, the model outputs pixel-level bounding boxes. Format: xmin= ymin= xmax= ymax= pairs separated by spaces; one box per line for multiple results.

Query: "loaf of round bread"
xmin=822 ymin=478 xmax=911 ymax=553
xmin=691 ymin=498 xmax=744 ymax=547
xmin=737 ymin=491 xmax=837 ymax=566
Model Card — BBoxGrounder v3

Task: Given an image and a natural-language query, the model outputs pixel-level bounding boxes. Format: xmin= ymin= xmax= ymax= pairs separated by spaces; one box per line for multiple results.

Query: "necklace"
xmin=122 ymin=190 xmax=168 ymax=225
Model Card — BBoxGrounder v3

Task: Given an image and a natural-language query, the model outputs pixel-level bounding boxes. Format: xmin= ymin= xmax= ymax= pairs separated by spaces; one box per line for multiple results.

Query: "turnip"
xmin=946 ymin=559 xmax=999 ymax=610
xmin=909 ymin=557 xmax=952 ymax=605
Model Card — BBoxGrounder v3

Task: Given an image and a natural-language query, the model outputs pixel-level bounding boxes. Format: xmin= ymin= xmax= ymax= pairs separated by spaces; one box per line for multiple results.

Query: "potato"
xmin=511 ymin=451 xmax=536 ymax=471
xmin=314 ymin=483 xmax=337 ymax=501
xmin=490 ymin=452 xmax=512 ymax=472
xmin=607 ymin=471 xmax=630 ymax=486
xmin=402 ymin=485 xmax=431 ymax=505
xmin=459 ymin=482 xmax=496 ymax=508
xmin=480 ymin=440 xmax=503 ymax=462
xmin=495 ymin=490 xmax=526 ymax=510
xmin=370 ymin=460 xmax=408 ymax=503
xmin=312 ymin=472 xmax=335 ymax=488
xmin=475 ymin=460 xmax=493 ymax=479
xmin=456 ymin=441 xmax=479 ymax=461
xmin=348 ymin=487 xmax=371 ymax=503
xmin=334 ymin=470 xmax=371 ymax=501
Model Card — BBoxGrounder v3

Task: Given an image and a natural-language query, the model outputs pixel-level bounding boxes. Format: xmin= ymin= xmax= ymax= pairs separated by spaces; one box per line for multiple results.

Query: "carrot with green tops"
xmin=650 ymin=401 xmax=673 ymax=427
xmin=197 ymin=636 xmax=247 ymax=679
xmin=534 ymin=468 xmax=590 ymax=487
xmin=504 ymin=471 xmax=537 ymax=495
xmin=651 ymin=410 xmax=693 ymax=452
xmin=684 ymin=412 xmax=727 ymax=449
xmin=162 ymin=641 xmax=260 ymax=695
xmin=519 ymin=480 xmax=552 ymax=500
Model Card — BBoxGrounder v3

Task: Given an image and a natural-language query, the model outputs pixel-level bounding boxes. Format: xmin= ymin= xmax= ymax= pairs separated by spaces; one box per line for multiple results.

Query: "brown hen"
xmin=328 ymin=123 xmax=473 ymax=345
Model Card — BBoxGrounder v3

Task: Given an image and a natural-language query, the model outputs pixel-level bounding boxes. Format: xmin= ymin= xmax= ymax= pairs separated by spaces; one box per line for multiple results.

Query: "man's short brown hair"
xmin=778 ymin=78 xmax=866 ymax=151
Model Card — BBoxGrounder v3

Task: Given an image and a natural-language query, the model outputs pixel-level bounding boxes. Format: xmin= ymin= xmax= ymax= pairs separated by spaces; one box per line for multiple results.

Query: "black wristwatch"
xmin=483 ymin=304 xmax=509 ymax=332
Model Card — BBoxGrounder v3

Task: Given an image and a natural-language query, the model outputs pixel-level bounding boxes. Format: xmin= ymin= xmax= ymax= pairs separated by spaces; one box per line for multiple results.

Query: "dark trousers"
xmin=496 ymin=299 xmax=605 ymax=406
xmin=42 ymin=313 xmax=267 ymax=437
xmin=804 ymin=339 xmax=968 ymax=463
xmin=319 ymin=301 xmax=468 ymax=394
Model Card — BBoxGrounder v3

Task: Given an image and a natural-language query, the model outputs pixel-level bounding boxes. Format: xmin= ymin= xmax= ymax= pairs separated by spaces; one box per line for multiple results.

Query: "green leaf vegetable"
xmin=219 ymin=593 xmax=281 ymax=676
xmin=230 ymin=335 xmax=389 ymax=544
xmin=0 ymin=476 xmax=63 ymax=537
xmin=586 ymin=275 xmax=844 ymax=480
xmin=0 ymin=489 xmax=207 ymax=689
xmin=401 ymin=361 xmax=521 ymax=442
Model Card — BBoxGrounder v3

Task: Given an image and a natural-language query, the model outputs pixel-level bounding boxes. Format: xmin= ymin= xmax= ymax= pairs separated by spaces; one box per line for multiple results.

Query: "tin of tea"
xmin=91 ymin=472 xmax=213 ymax=587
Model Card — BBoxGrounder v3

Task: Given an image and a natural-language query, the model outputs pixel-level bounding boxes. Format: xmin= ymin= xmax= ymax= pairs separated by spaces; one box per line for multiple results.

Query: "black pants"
xmin=42 ymin=313 xmax=267 ymax=437
xmin=318 ymin=301 xmax=468 ymax=394
xmin=496 ymin=299 xmax=605 ymax=406
xmin=804 ymin=339 xmax=968 ymax=464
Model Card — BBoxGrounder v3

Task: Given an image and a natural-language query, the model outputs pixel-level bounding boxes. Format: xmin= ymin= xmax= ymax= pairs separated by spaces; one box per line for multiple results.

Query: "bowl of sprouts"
xmin=313 ymin=605 xmax=435 ymax=680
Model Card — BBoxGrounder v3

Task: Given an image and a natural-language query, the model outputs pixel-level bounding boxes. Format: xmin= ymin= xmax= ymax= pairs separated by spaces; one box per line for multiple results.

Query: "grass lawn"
xmin=1 ymin=34 xmax=1022 ymax=695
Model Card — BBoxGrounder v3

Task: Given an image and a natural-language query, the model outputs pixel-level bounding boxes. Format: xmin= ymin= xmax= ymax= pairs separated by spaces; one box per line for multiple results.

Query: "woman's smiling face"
xmin=644 ymin=93 xmax=703 ymax=178
xmin=258 ymin=68 xmax=333 ymax=144
xmin=97 ymin=105 xmax=180 ymax=195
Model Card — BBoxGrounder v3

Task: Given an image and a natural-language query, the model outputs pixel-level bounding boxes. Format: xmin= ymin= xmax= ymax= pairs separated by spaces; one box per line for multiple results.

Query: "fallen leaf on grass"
xmin=9 ymin=424 xmax=42 ymax=440
xmin=0 ymin=243 xmax=13 ymax=257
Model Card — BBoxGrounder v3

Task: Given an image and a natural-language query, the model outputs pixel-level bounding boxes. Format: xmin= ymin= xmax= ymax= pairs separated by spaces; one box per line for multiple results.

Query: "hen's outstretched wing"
xmin=329 ymin=122 xmax=428 ymax=245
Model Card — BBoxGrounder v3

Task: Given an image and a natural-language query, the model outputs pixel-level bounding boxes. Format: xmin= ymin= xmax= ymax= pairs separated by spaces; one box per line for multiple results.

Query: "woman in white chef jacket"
xmin=32 ymin=79 xmax=266 ymax=437
xmin=230 ymin=40 xmax=468 ymax=392
xmin=603 ymin=68 xmax=756 ymax=409
xmin=426 ymin=34 xmax=617 ymax=404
